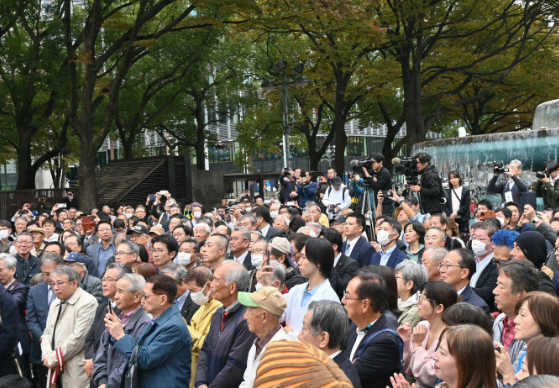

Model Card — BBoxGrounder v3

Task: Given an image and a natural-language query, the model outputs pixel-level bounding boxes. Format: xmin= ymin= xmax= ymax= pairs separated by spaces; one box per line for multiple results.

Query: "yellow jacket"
xmin=188 ymin=298 xmax=222 ymax=388
xmin=319 ymin=213 xmax=330 ymax=227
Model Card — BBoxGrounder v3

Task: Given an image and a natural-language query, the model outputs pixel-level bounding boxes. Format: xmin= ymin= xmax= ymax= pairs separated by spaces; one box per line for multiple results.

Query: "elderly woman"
xmin=395 ymin=260 xmax=428 ymax=328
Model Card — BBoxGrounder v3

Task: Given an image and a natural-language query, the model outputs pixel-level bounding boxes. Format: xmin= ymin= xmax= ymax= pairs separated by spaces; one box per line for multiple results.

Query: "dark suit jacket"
xmin=342 ymin=237 xmax=376 ymax=267
xmin=347 ymin=314 xmax=401 ymax=388
xmin=180 ymin=293 xmax=200 ymax=325
xmin=0 ymin=284 xmax=19 ymax=378
xmin=460 ymin=285 xmax=490 ymax=314
xmin=227 ymin=251 xmax=256 ymax=272
xmin=334 ymin=351 xmax=362 ymax=388
xmin=26 ymin=282 xmax=52 ymax=364
xmin=487 ymin=175 xmax=528 ymax=204
xmin=369 ymin=247 xmax=409 ymax=269
xmin=6 ymin=281 xmax=31 ymax=354
xmin=85 ymin=300 xmax=121 ymax=359
xmin=331 ymin=254 xmax=359 ymax=299
xmin=472 ymin=258 xmax=498 ymax=311
xmin=262 ymin=225 xmax=288 ymax=242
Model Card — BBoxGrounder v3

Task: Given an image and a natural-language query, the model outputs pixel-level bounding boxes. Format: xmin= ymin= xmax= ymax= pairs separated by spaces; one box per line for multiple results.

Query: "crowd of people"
xmin=1 ymin=153 xmax=559 ymax=388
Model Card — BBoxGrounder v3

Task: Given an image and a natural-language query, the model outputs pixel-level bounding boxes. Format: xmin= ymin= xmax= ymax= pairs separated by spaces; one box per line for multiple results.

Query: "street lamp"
xmin=261 ymin=61 xmax=308 ymax=168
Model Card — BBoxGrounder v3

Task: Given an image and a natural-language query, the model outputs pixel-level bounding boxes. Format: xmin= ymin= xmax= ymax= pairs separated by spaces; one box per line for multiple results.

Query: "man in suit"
xmin=298 ymin=300 xmax=362 ymax=388
xmin=0 ymin=282 xmax=18 ymax=378
xmin=26 ymin=253 xmax=63 ymax=387
xmin=470 ymin=222 xmax=499 ymax=310
xmin=107 ymin=274 xmax=192 ymax=388
xmin=252 ymin=206 xmax=287 ymax=242
xmin=161 ymin=264 xmax=199 ymax=324
xmin=369 ymin=218 xmax=408 ymax=269
xmin=13 ymin=232 xmax=41 ymax=286
xmin=41 ymin=266 xmax=98 ymax=388
xmin=344 ymin=270 xmax=401 ymax=388
xmin=83 ymin=263 xmax=131 ymax=381
xmin=487 ymin=159 xmax=529 ymax=204
xmin=342 ymin=213 xmax=376 ymax=267
xmin=228 ymin=228 xmax=255 ymax=271
xmin=321 ymin=228 xmax=359 ymax=300
xmin=0 ymin=254 xmax=31 ymax=378
xmin=86 ymin=220 xmax=115 ymax=277
xmin=439 ymin=249 xmax=490 ymax=314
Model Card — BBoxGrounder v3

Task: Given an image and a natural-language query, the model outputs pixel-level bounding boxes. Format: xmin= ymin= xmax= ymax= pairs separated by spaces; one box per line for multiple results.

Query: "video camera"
xmin=392 ymin=157 xmax=420 ymax=186
xmin=350 ymin=158 xmax=375 ymax=176
xmin=486 ymin=161 xmax=509 ymax=174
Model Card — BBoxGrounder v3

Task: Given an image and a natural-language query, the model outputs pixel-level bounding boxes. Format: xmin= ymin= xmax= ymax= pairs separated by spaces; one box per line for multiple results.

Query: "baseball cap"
xmin=64 ymin=252 xmax=86 ymax=264
xmin=331 ymin=215 xmax=346 ymax=225
xmin=149 ymin=225 xmax=165 ymax=236
xmin=331 ymin=176 xmax=342 ymax=185
xmin=238 ymin=287 xmax=287 ymax=316
xmin=29 ymin=228 xmax=45 ymax=235
xmin=127 ymin=225 xmax=149 ymax=235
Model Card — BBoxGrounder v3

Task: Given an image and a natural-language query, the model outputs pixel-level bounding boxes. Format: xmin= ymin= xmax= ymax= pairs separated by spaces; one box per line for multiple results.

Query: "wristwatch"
xmin=531 ymin=216 xmax=541 ymax=224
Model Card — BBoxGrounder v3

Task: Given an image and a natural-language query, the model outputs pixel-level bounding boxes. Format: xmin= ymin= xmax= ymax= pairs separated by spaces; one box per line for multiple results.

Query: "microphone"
xmin=392 ymin=157 xmax=401 ymax=165
xmin=349 ymin=159 xmax=360 ymax=167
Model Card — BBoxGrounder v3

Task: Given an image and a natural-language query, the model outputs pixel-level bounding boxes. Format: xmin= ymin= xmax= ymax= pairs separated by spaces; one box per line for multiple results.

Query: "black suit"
xmin=85 ymin=300 xmax=121 ymax=359
xmin=472 ymin=258 xmax=498 ymax=311
xmin=261 ymin=225 xmax=288 ymax=241
xmin=227 ymin=251 xmax=255 ymax=272
xmin=180 ymin=293 xmax=200 ymax=325
xmin=347 ymin=314 xmax=401 ymax=388
xmin=331 ymin=254 xmax=360 ymax=299
xmin=341 ymin=237 xmax=376 ymax=267
xmin=487 ymin=174 xmax=528 ymax=204
xmin=460 ymin=285 xmax=490 ymax=314
xmin=334 ymin=351 xmax=362 ymax=388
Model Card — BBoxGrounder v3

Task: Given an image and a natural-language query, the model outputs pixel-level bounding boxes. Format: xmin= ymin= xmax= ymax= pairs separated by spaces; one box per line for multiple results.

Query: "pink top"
xmin=403 ymin=321 xmax=439 ymax=388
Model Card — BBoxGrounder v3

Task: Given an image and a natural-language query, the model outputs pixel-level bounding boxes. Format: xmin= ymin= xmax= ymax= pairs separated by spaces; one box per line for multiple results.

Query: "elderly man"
xmin=421 ymin=246 xmax=447 ymax=281
xmin=86 ymin=221 xmax=115 ymax=277
xmin=14 ymin=232 xmax=41 ymax=286
xmin=272 ymin=214 xmax=290 ymax=233
xmin=64 ymin=234 xmax=98 ymax=275
xmin=106 ymin=274 xmax=192 ymax=388
xmin=195 ymin=261 xmax=257 ymax=388
xmin=487 ymin=159 xmax=528 ymax=204
xmin=200 ymin=233 xmax=229 ymax=271
xmin=115 ymin=240 xmax=142 ymax=267
xmin=41 ymin=266 xmax=98 ymax=388
xmin=29 ymin=227 xmax=46 ymax=257
xmin=299 ymin=300 xmax=362 ymax=388
xmin=439 ymin=248 xmax=490 ymax=313
xmin=0 ymin=254 xmax=31 ymax=378
xmin=65 ymin=252 xmax=103 ymax=302
xmin=424 ymin=226 xmax=446 ymax=248
xmin=239 ymin=214 xmax=257 ymax=231
xmin=251 ymin=207 xmax=287 ymax=241
xmin=194 ymin=223 xmax=211 ymax=243
xmin=238 ymin=287 xmax=288 ymax=388
xmin=92 ymin=274 xmax=151 ymax=388
xmin=27 ymin=253 xmax=63 ymax=387
xmin=228 ymin=228 xmax=255 ymax=271
xmin=83 ymin=263 xmax=131 ymax=379
xmin=469 ymin=222 xmax=499 ymax=309
xmin=0 ymin=281 xmax=19 ymax=378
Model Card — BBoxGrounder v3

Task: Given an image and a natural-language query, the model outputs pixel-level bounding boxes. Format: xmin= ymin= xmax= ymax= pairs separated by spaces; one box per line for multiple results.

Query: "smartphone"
xmin=286 ymin=201 xmax=295 ymax=206
xmin=262 ymin=255 xmax=269 ymax=268
xmin=58 ymin=203 xmax=67 ymax=208
xmin=108 ymin=303 xmax=113 ymax=315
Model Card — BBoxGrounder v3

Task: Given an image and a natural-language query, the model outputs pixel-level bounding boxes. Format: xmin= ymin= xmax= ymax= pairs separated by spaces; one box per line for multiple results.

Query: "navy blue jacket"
xmin=460 ymin=285 xmax=490 ymax=314
xmin=369 ymin=247 xmax=409 ymax=269
xmin=0 ymin=283 xmax=19 ymax=378
xmin=114 ymin=304 xmax=192 ymax=388
xmin=342 ymin=237 xmax=376 ymax=267
xmin=195 ymin=302 xmax=257 ymax=388
xmin=6 ymin=281 xmax=30 ymax=354
xmin=26 ymin=281 xmax=52 ymax=364
xmin=297 ymin=181 xmax=319 ymax=207
xmin=334 ymin=351 xmax=362 ymax=388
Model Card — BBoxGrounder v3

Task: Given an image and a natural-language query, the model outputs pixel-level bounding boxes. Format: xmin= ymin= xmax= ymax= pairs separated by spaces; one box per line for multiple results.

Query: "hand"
xmin=260 ymin=265 xmax=274 ymax=286
xmin=390 ymin=190 xmax=401 ymax=203
xmin=494 ymin=342 xmax=515 ymax=385
xmin=390 ymin=373 xmax=416 ymax=388
xmin=354 ymin=174 xmax=360 ymax=181
xmin=52 ymin=203 xmax=59 ymax=211
xmin=410 ymin=185 xmax=421 ymax=192
xmin=104 ymin=311 xmax=125 ymax=340
xmin=302 ymin=213 xmax=312 ymax=222
xmin=370 ymin=241 xmax=380 ymax=252
xmin=523 ymin=205 xmax=536 ymax=222
xmin=284 ymin=323 xmax=294 ymax=334
xmin=377 ymin=191 xmax=385 ymax=204
xmin=539 ymin=176 xmax=550 ymax=183
xmin=165 ymin=192 xmax=172 ymax=198
xmin=450 ymin=212 xmax=458 ymax=220
xmin=99 ymin=385 xmax=106 ymax=388
xmin=42 ymin=356 xmax=56 ymax=369
xmin=290 ymin=192 xmax=298 ymax=198
xmin=83 ymin=359 xmax=93 ymax=377
xmin=397 ymin=323 xmax=412 ymax=341
xmin=518 ymin=213 xmax=529 ymax=227
xmin=412 ymin=324 xmax=428 ymax=348
xmin=320 ymin=193 xmax=325 ymax=199
xmin=362 ymin=167 xmax=370 ymax=178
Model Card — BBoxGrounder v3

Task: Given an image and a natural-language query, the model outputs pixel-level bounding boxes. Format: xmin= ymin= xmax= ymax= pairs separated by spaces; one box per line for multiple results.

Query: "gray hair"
xmin=395 ymin=260 xmax=428 ymax=294
xmin=0 ymin=254 xmax=17 ymax=270
xmin=194 ymin=223 xmax=211 ymax=235
xmin=269 ymin=260 xmax=286 ymax=287
xmin=307 ymin=300 xmax=349 ymax=351
xmin=106 ymin=262 xmax=132 ymax=278
xmin=52 ymin=266 xmax=79 ymax=282
xmin=232 ymin=227 xmax=251 ymax=242
xmin=16 ymin=231 xmax=33 ymax=242
xmin=250 ymin=231 xmax=263 ymax=242
xmin=296 ymin=227 xmax=317 ymax=238
xmin=160 ymin=263 xmax=178 ymax=274
xmin=510 ymin=159 xmax=522 ymax=170
xmin=240 ymin=214 xmax=257 ymax=226
xmin=120 ymin=273 xmax=146 ymax=293
xmin=426 ymin=227 xmax=445 ymax=240
xmin=424 ymin=246 xmax=448 ymax=263
xmin=117 ymin=240 xmax=140 ymax=256
xmin=40 ymin=253 xmax=64 ymax=268
xmin=15 ymin=217 xmax=28 ymax=225
xmin=306 ymin=222 xmax=322 ymax=235
xmin=222 ymin=260 xmax=250 ymax=292
xmin=169 ymin=265 xmax=188 ymax=285
xmin=274 ymin=215 xmax=290 ymax=227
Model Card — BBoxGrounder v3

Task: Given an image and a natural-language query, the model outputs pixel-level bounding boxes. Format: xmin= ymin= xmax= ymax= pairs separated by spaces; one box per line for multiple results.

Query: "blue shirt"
xmin=97 ymin=242 xmax=115 ymax=277
xmin=175 ymin=290 xmax=190 ymax=311
xmin=301 ymin=279 xmax=329 ymax=306
xmin=379 ymin=245 xmax=398 ymax=266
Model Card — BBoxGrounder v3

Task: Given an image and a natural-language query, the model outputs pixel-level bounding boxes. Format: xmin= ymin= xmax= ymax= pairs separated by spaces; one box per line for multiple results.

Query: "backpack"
xmin=326 ymin=186 xmax=348 ymax=202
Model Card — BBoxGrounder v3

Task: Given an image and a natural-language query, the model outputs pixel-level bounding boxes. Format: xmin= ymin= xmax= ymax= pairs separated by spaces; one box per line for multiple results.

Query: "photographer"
xmin=486 ymin=159 xmax=528 ymax=204
xmin=322 ymin=177 xmax=351 ymax=219
xmin=535 ymin=160 xmax=559 ymax=209
xmin=361 ymin=153 xmax=394 ymax=216
xmin=279 ymin=168 xmax=300 ymax=204
xmin=295 ymin=171 xmax=318 ymax=207
xmin=410 ymin=152 xmax=444 ymax=214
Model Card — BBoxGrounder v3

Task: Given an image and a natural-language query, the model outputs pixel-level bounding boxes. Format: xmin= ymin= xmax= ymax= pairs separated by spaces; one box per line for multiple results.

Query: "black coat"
xmin=227 ymin=251 xmax=255 ymax=272
xmin=0 ymin=284 xmax=19 ymax=378
xmin=261 ymin=225 xmax=288 ymax=242
xmin=472 ymin=259 xmax=498 ymax=311
xmin=331 ymin=254 xmax=360 ymax=300
xmin=487 ymin=174 xmax=528 ymax=204
xmin=419 ymin=163 xmax=444 ymax=214
xmin=284 ymin=267 xmax=306 ymax=290
xmin=85 ymin=300 xmax=121 ymax=359
xmin=180 ymin=293 xmax=200 ymax=325
xmin=444 ymin=186 xmax=471 ymax=221
xmin=334 ymin=351 xmax=362 ymax=388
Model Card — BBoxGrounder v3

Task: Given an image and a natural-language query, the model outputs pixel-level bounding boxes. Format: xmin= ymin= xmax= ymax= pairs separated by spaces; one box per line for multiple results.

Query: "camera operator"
xmin=361 ymin=153 xmax=394 ymax=216
xmin=486 ymin=159 xmax=528 ymax=204
xmin=279 ymin=167 xmax=301 ymax=204
xmin=322 ymin=177 xmax=351 ymax=219
xmin=410 ymin=152 xmax=444 ymax=214
xmin=535 ymin=160 xmax=559 ymax=209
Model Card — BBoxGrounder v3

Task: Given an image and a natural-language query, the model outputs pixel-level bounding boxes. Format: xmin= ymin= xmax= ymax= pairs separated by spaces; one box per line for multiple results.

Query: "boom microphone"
xmin=350 ymin=159 xmax=360 ymax=167
xmin=392 ymin=157 xmax=401 ymax=165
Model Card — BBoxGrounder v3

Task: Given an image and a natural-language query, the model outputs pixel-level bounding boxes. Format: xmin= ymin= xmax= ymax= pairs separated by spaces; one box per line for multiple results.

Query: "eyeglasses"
xmin=17 ymin=241 xmax=33 ymax=245
xmin=50 ymin=280 xmax=72 ymax=287
xmin=101 ymin=277 xmax=118 ymax=283
xmin=115 ymin=251 xmax=133 ymax=256
xmin=418 ymin=294 xmax=436 ymax=304
xmin=438 ymin=263 xmax=464 ymax=270
xmin=343 ymin=292 xmax=364 ymax=301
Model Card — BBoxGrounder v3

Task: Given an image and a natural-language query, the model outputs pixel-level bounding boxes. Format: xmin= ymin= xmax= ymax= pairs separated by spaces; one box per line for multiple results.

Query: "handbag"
xmin=0 ymin=305 xmax=24 ymax=377
xmin=123 ymin=344 xmax=140 ymax=388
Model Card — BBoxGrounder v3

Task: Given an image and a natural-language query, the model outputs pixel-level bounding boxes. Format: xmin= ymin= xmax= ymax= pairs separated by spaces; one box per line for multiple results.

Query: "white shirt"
xmin=349 ymin=318 xmax=379 ymax=361
xmin=457 ymin=285 xmax=467 ymax=296
xmin=345 ymin=236 xmax=361 ymax=257
xmin=329 ymin=350 xmax=342 ymax=360
xmin=260 ymin=224 xmax=271 ymax=237
xmin=450 ymin=186 xmax=463 ymax=214
xmin=234 ymin=250 xmax=249 ymax=267
xmin=470 ymin=252 xmax=494 ymax=287
xmin=333 ymin=252 xmax=342 ymax=268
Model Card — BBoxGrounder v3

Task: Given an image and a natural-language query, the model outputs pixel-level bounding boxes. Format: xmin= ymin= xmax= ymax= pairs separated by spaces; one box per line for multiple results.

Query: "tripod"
xmin=361 ymin=184 xmax=376 ymax=242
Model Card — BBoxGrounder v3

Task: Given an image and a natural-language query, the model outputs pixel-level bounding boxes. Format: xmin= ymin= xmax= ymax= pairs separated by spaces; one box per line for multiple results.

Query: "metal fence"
xmin=0 ymin=189 xmax=78 ymax=220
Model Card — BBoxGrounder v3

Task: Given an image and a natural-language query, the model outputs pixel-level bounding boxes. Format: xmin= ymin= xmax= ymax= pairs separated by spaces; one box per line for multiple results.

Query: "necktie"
xmin=345 ymin=243 xmax=351 ymax=254
xmin=220 ymin=312 xmax=229 ymax=332
xmin=51 ymin=301 xmax=65 ymax=348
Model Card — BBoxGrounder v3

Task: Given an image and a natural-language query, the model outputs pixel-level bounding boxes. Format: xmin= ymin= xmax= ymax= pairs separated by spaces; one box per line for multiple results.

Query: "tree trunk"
xmin=122 ymin=137 xmax=135 ymax=161
xmin=78 ymin=146 xmax=99 ymax=211
xmin=15 ymin=129 xmax=38 ymax=189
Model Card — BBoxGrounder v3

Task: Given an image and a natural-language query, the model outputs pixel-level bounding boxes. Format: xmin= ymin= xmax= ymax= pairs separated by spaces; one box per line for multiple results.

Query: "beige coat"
xmin=41 ymin=286 xmax=98 ymax=388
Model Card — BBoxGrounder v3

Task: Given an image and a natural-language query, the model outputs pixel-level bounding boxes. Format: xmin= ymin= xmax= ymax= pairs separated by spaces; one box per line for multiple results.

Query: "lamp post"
xmin=261 ymin=61 xmax=308 ymax=168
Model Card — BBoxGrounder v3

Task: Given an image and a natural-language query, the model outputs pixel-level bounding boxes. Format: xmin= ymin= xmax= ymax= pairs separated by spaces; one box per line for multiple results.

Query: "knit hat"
xmin=514 ymin=231 xmax=548 ymax=269
xmin=255 ymin=341 xmax=352 ymax=388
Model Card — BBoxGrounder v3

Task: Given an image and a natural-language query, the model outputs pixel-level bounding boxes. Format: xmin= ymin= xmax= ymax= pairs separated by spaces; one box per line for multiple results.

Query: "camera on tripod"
xmin=486 ymin=161 xmax=509 ymax=174
xmin=393 ymin=157 xmax=420 ymax=186
xmin=350 ymin=158 xmax=375 ymax=176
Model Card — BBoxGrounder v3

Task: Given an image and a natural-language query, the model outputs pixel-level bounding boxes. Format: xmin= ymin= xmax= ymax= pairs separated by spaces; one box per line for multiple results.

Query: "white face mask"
xmin=193 ymin=211 xmax=202 ymax=219
xmin=496 ymin=217 xmax=506 ymax=227
xmin=245 ymin=207 xmax=252 ymax=212
xmin=471 ymin=239 xmax=489 ymax=257
xmin=9 ymin=245 xmax=18 ymax=256
xmin=376 ymin=230 xmax=393 ymax=247
xmin=176 ymin=252 xmax=192 ymax=266
xmin=190 ymin=283 xmax=210 ymax=306
xmin=270 ymin=211 xmax=279 ymax=219
xmin=125 ymin=213 xmax=133 ymax=219
xmin=251 ymin=254 xmax=264 ymax=269
xmin=0 ymin=230 xmax=9 ymax=240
